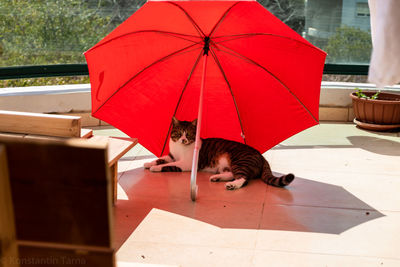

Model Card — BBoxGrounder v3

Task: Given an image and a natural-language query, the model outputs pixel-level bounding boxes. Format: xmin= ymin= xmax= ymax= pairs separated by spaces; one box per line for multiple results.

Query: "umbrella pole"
xmin=190 ymin=54 xmax=208 ymax=201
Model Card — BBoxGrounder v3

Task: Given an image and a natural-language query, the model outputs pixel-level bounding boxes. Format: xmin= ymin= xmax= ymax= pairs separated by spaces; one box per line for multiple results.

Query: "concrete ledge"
xmin=0 ymin=84 xmax=91 ymax=113
xmin=1 ymin=82 xmax=399 ymax=126
xmin=0 ymin=84 xmax=91 ymax=96
xmin=319 ymin=107 xmax=349 ymax=122
xmin=320 ymin=82 xmax=400 ymax=107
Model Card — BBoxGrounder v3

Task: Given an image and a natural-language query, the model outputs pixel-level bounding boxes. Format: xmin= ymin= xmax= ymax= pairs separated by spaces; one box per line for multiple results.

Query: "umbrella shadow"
xmin=347 ymin=135 xmax=400 ymax=156
xmin=114 ymin=168 xmax=385 ymax=249
xmin=259 ymin=175 xmax=385 ymax=234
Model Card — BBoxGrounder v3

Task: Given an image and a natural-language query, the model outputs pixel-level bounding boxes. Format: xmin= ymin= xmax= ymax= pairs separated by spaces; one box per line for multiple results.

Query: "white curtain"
xmin=368 ymin=0 xmax=400 ymax=88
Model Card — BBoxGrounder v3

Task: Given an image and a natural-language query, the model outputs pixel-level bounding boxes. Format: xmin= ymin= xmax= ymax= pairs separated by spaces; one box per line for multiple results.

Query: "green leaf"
xmin=370 ymin=91 xmax=380 ymax=100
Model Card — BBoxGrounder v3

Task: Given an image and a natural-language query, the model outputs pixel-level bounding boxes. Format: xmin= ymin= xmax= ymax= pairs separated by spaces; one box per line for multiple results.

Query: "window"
xmin=356 ymin=2 xmax=370 ymax=17
xmin=305 ymin=0 xmax=371 ymax=65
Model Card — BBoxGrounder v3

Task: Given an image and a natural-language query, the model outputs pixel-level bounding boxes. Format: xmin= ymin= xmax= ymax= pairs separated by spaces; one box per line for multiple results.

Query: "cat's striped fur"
xmin=144 ymin=117 xmax=294 ymax=190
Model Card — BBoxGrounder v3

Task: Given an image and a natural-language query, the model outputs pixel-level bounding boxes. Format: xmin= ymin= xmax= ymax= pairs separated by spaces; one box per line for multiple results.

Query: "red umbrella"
xmin=85 ymin=0 xmax=326 ymax=200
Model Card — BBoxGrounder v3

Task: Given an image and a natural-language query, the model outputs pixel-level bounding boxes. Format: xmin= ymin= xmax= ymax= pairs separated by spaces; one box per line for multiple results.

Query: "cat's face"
xmin=170 ymin=117 xmax=197 ymax=145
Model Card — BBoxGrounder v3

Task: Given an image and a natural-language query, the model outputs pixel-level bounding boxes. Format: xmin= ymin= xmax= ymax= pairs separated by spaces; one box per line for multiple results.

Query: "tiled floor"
xmin=93 ymin=122 xmax=400 ymax=267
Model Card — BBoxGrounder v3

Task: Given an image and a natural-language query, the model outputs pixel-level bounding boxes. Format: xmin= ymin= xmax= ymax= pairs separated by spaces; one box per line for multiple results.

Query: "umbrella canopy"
xmin=85 ymin=0 xmax=326 ymax=157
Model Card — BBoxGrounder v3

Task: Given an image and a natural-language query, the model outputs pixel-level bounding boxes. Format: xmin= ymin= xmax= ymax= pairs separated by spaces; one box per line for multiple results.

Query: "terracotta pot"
xmin=350 ymin=92 xmax=400 ymax=125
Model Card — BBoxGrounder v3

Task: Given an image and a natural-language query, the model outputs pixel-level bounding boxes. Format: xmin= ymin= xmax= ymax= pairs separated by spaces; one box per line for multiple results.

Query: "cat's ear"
xmin=192 ymin=119 xmax=198 ymax=126
xmin=172 ymin=116 xmax=179 ymax=126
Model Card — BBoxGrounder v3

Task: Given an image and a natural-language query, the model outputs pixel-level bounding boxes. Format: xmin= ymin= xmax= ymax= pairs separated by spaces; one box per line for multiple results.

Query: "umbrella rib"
xmin=87 ymin=30 xmax=201 ymax=52
xmin=212 ymin=33 xmax=326 ymax=55
xmin=93 ymin=42 xmax=203 ymax=115
xmin=209 ymin=2 xmax=241 ymax=37
xmin=167 ymin=1 xmax=205 ymax=38
xmin=209 ymin=47 xmax=247 ymax=144
xmin=215 ymin=43 xmax=319 ymax=123
xmin=160 ymin=49 xmax=204 ymax=156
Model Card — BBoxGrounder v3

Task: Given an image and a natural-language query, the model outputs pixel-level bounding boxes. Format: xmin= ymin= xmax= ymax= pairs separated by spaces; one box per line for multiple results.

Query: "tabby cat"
xmin=144 ymin=117 xmax=295 ymax=190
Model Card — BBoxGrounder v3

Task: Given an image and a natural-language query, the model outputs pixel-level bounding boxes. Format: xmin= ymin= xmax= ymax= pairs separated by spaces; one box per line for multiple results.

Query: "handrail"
xmin=0 ymin=63 xmax=368 ymax=80
xmin=0 ymin=64 xmax=88 ymax=80
xmin=323 ymin=64 xmax=369 ymax=75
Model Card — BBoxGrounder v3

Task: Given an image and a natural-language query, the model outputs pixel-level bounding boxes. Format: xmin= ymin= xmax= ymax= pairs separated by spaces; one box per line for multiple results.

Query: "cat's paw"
xmin=209 ymin=175 xmax=220 ymax=182
xmin=143 ymin=162 xmax=154 ymax=169
xmin=210 ymin=172 xmax=234 ymax=182
xmin=225 ymin=182 xmax=238 ymax=190
xmin=150 ymin=165 xmax=162 ymax=172
xmin=225 ymin=178 xmax=247 ymax=190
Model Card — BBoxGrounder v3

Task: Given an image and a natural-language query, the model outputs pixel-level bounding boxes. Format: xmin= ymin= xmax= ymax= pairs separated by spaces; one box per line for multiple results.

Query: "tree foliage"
xmin=0 ymin=0 xmax=323 ymax=87
xmin=324 ymin=25 xmax=372 ymax=64
xmin=258 ymin=0 xmax=305 ymax=34
xmin=88 ymin=0 xmax=146 ymax=25
xmin=0 ymin=0 xmax=113 ymax=66
xmin=0 ymin=0 xmax=145 ymax=86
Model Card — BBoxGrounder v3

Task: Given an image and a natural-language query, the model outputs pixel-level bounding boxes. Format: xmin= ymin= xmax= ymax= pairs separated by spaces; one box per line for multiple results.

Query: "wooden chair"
xmin=0 ymin=110 xmax=138 ymax=204
xmin=0 ymin=145 xmax=18 ymax=267
xmin=0 ymin=136 xmax=115 ymax=267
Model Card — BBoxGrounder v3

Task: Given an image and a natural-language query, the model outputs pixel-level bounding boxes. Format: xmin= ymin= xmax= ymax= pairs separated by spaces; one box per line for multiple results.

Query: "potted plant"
xmin=350 ymin=89 xmax=400 ymax=131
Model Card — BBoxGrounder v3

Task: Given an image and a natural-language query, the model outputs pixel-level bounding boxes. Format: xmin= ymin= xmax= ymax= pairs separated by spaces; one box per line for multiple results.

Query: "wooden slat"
xmin=0 ymin=133 xmax=26 ymax=139
xmin=17 ymin=240 xmax=114 ymax=253
xmin=23 ymin=134 xmax=65 ymax=141
xmin=0 ymin=110 xmax=81 ymax=138
xmin=88 ymin=136 xmax=138 ymax=166
xmin=81 ymin=128 xmax=93 ymax=139
xmin=107 ymin=137 xmax=138 ymax=166
xmin=2 ymin=129 xmax=93 ymax=141
xmin=18 ymin=242 xmax=114 ymax=267
xmin=0 ymin=145 xmax=19 ymax=267
xmin=109 ymin=164 xmax=118 ymax=205
xmin=0 ymin=136 xmax=113 ymax=248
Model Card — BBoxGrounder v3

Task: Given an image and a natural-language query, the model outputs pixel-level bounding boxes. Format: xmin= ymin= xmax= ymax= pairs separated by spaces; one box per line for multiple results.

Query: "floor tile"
xmin=336 ymin=175 xmax=400 ymax=212
xmin=118 ymin=261 xmax=179 ymax=267
xmin=265 ymin=176 xmax=384 ymax=210
xmin=255 ymin=211 xmax=400 ymax=259
xmin=119 ymin=168 xmax=191 ymax=200
xmin=127 ymin=209 xmax=258 ymax=249
xmin=259 ymin=204 xmax=384 ymax=234
xmin=193 ymin=172 xmax=268 ymax=204
xmin=127 ymin=209 xmax=218 ymax=246
xmin=264 ymin=171 xmax=400 ymax=212
xmin=117 ymin=209 xmax=256 ymax=267
xmin=279 ymin=123 xmax=399 ymax=147
xmin=113 ymin=199 xmax=156 ymax=249
xmin=192 ymin=199 xmax=264 ymax=229
xmin=114 ymin=199 xmax=197 ymax=249
xmin=117 ymin=242 xmax=254 ymax=267
xmin=118 ymin=164 xmax=268 ymax=204
xmin=268 ymin=147 xmax=399 ymax=176
xmin=252 ymin=250 xmax=400 ymax=267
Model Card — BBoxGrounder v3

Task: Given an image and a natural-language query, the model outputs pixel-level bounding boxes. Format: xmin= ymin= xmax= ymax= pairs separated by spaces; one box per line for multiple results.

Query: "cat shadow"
xmin=114 ymin=168 xmax=384 ymax=249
